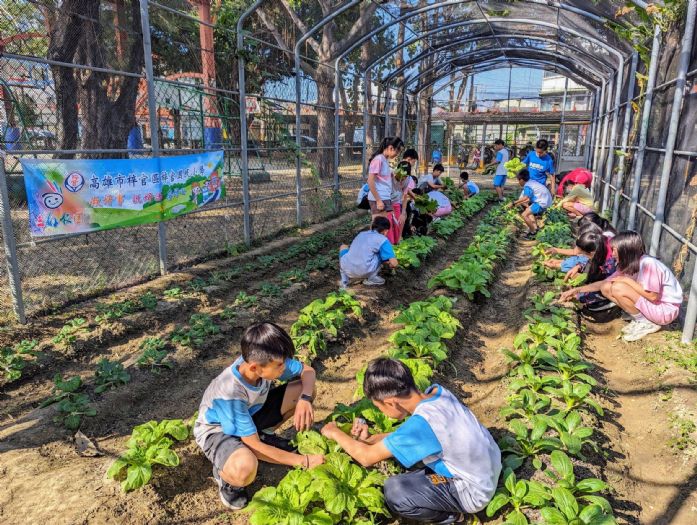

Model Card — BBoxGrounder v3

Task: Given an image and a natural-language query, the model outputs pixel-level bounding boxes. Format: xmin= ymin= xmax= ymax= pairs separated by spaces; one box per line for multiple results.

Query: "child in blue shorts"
xmin=339 ymin=216 xmax=398 ymax=287
xmin=510 ymin=169 xmax=553 ymax=239
xmin=194 ymin=322 xmax=323 ymax=510
xmin=321 ymin=358 xmax=501 ymax=524
xmin=459 ymin=171 xmax=479 ymax=199
xmin=491 ymin=139 xmax=509 ymax=201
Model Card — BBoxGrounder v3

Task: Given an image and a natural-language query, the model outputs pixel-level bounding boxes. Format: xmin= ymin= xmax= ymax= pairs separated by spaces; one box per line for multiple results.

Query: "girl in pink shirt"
xmin=560 ymin=231 xmax=683 ymax=342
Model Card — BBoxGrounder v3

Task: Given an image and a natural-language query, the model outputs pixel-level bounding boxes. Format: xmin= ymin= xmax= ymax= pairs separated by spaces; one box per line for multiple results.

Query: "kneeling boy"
xmin=340 ymin=216 xmax=398 ymax=287
xmin=511 ymin=168 xmax=552 ymax=239
xmin=194 ymin=322 xmax=324 ymax=510
xmin=321 ymin=358 xmax=501 ymax=525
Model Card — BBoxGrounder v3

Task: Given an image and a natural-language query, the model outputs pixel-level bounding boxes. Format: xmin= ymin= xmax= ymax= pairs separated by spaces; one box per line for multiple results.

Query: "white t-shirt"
xmin=495 ymin=148 xmax=510 ymax=176
xmin=428 ymin=190 xmax=451 ymax=210
xmin=368 ymin=154 xmax=393 ymax=201
xmin=382 ymin=385 xmax=501 ymax=513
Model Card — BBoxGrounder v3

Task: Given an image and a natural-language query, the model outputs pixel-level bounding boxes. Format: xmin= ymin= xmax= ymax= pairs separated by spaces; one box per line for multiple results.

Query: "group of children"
xmin=191 ymin=136 xmax=685 ymax=524
xmin=195 ymin=322 xmax=501 ymax=524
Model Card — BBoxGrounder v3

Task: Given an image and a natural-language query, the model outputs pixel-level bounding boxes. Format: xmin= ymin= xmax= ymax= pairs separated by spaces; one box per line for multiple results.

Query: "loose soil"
xmin=2 ymin=201 xmax=696 ymax=524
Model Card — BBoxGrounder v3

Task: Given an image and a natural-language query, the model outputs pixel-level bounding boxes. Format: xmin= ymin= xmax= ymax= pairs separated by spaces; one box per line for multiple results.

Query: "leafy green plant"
xmin=40 ymin=374 xmax=95 ymax=429
xmin=500 ymin=389 xmax=552 ymax=421
xmin=171 ymin=313 xmax=220 ymax=348
xmin=509 ymin=363 xmax=562 ymax=393
xmin=499 ymin=418 xmax=563 ymax=470
xmin=189 ymin=277 xmax=209 ymax=292
xmin=330 ymin=398 xmax=400 ymax=434
xmin=138 ymin=292 xmax=158 ymax=310
xmin=107 ymin=418 xmax=192 ymax=491
xmin=164 ymin=287 xmax=183 ymax=299
xmin=0 ymin=339 xmax=39 ymax=382
xmin=220 ymin=306 xmax=237 ymax=322
xmin=279 ymin=268 xmax=308 ymax=285
xmin=413 ymin=194 xmax=438 ymax=214
xmin=259 ymin=282 xmax=283 ymax=297
xmin=486 ymin=468 xmax=551 ymax=524
xmin=52 ymin=318 xmax=89 ymax=348
xmin=536 ymin=221 xmax=574 ymax=248
xmin=234 ymin=291 xmax=258 ymax=308
xmin=94 ymin=358 xmax=131 ymax=393
xmin=95 ymin=300 xmax=139 ymax=323
xmin=428 ymin=258 xmax=493 ymax=299
xmin=502 ymin=341 xmax=553 ymax=369
xmin=305 ymin=255 xmax=333 ymax=272
xmin=543 ymin=380 xmax=604 ymax=416
xmin=540 ymin=353 xmax=596 ymax=386
xmin=431 ymin=214 xmax=464 ymax=237
xmin=293 ymin=430 xmax=343 ymax=455
xmin=393 ymin=236 xmax=437 ymax=268
xmin=136 ymin=337 xmax=173 ymax=373
xmin=542 ymin=411 xmax=598 ymax=458
xmin=291 ymin=291 xmax=362 ymax=357
xmin=504 ymin=157 xmax=526 ymax=178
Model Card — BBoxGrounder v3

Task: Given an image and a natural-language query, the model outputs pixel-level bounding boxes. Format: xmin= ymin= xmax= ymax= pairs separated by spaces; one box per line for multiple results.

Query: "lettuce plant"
xmin=486 ymin=468 xmax=551 ymax=524
xmin=94 ymin=358 xmax=131 ymax=393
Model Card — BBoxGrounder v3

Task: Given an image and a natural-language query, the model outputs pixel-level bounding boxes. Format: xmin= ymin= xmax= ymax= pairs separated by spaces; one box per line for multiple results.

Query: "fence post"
xmin=401 ymin=88 xmax=407 ymax=140
xmin=0 ymin=158 xmax=26 ymax=323
xmin=139 ymin=0 xmax=167 ymax=274
xmin=628 ymin=25 xmax=661 ymax=231
xmin=362 ymin=70 xmax=370 ymax=177
xmin=293 ymin=52 xmax=304 ymax=227
xmin=584 ymin=89 xmax=599 ymax=168
xmin=333 ymin=61 xmax=341 ymax=213
xmin=651 ymin=0 xmax=697 ymax=255
xmin=611 ymin=51 xmax=638 ymax=228
xmin=591 ymin=81 xmax=606 ymax=174
xmin=594 ymin=78 xmax=613 ymax=201
xmin=384 ymin=83 xmax=391 ymax=136
xmin=237 ymin=2 xmax=263 ymax=245
xmin=601 ymin=63 xmax=624 ymax=214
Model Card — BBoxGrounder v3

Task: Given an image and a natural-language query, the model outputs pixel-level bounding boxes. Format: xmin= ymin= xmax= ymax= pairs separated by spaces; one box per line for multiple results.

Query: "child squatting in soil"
xmin=509 ymin=168 xmax=553 ymax=239
xmin=339 ymin=216 xmax=399 ymax=288
xmin=193 ymin=322 xmax=323 ymax=510
xmin=321 ymin=357 xmax=502 ymax=525
xmin=543 ymin=229 xmax=600 ymax=274
xmin=560 ymin=231 xmax=683 ymax=342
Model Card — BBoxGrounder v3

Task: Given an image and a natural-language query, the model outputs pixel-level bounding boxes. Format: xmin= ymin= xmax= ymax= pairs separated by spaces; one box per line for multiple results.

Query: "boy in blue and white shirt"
xmin=522 ymin=138 xmax=555 ymax=188
xmin=194 ymin=322 xmax=324 ymax=510
xmin=511 ymin=168 xmax=553 ymax=239
xmin=459 ymin=171 xmax=479 ymax=199
xmin=492 ymin=139 xmax=510 ymax=201
xmin=339 ymin=216 xmax=398 ymax=287
xmin=322 ymin=358 xmax=501 ymax=524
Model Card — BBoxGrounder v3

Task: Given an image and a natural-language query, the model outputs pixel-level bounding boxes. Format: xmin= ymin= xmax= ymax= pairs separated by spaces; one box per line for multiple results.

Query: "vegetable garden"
xmin=1 ymin=182 xmax=694 ymax=524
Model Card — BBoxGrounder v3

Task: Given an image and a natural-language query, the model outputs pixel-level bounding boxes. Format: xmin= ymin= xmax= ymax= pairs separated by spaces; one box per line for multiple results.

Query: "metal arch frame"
xmin=380 ymin=34 xmax=614 ymax=88
xmin=405 ymin=51 xmax=602 ymax=94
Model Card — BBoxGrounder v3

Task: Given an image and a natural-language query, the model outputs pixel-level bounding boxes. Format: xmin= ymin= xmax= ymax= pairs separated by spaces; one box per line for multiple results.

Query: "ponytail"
xmin=369 ymin=136 xmax=404 ymax=162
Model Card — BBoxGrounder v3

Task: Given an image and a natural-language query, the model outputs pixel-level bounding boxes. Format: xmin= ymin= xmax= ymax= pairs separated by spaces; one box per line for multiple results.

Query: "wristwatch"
xmin=300 ymin=393 xmax=314 ymax=404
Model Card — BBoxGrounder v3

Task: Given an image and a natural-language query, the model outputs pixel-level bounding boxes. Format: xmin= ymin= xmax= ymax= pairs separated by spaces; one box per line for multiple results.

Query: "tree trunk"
xmin=315 ymin=65 xmax=335 ymax=180
xmin=455 ymin=75 xmax=467 ymax=112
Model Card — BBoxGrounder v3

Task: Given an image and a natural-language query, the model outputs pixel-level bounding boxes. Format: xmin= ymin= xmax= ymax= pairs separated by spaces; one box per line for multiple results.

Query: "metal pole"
xmin=602 ymin=60 xmax=625 ymax=214
xmin=594 ymin=78 xmax=613 ymax=201
xmin=401 ymin=88 xmax=407 ymax=140
xmin=236 ymin=1 xmax=263 ymax=245
xmin=611 ymin=51 xmax=639 ymax=227
xmin=416 ymin=96 xmax=421 ymax=169
xmin=447 ymin=124 xmax=453 ymax=174
xmin=480 ymin=122 xmax=487 ymax=169
xmin=651 ymin=0 xmax=697 ymax=255
xmin=384 ymin=84 xmax=392 ymax=136
xmin=558 ymin=76 xmax=569 ymax=170
xmin=362 ymin=70 xmax=369 ymax=177
xmin=0 ymin=158 xmax=26 ymax=323
xmin=293 ymin=64 xmax=304 ymax=227
xmin=591 ymin=82 xmax=606 ymax=174
xmin=628 ymin=25 xmax=662 ymax=230
xmin=139 ymin=0 xmax=167 ymax=274
xmin=584 ymin=89 xmax=599 ymax=167
xmin=334 ymin=61 xmax=341 ymax=213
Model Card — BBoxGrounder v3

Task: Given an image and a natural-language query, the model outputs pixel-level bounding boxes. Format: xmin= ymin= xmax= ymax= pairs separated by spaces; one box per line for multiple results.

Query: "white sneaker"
xmin=623 ymin=320 xmax=661 ymax=342
xmin=621 ymin=320 xmax=639 ymax=334
xmin=363 ymin=275 xmax=385 ymax=286
xmin=338 ymin=279 xmax=349 ymax=290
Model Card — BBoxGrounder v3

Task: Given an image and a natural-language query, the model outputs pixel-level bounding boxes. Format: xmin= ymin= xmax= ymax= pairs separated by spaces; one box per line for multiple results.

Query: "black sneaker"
xmin=260 ymin=432 xmax=297 ymax=452
xmin=212 ymin=467 xmax=249 ymax=510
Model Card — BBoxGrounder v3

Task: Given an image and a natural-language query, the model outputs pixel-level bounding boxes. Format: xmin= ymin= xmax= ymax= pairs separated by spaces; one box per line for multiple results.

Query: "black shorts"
xmin=200 ymin=383 xmax=288 ymax=472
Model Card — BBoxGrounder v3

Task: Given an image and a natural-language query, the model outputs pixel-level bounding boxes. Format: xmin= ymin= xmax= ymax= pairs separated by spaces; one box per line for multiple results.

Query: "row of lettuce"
xmin=485 ymin=211 xmax=617 ymax=525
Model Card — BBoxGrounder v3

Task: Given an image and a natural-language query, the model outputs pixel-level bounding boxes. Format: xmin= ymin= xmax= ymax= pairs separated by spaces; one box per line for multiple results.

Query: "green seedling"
xmin=502 ymin=341 xmax=554 ymax=369
xmin=509 ymin=363 xmax=562 ymax=393
xmin=259 ymin=282 xmax=283 ymax=297
xmin=52 ymin=318 xmax=89 ymax=348
xmin=164 ymin=287 xmax=183 ymax=299
xmin=234 ymin=291 xmax=259 ymax=308
xmin=293 ymin=430 xmax=343 ymax=456
xmin=500 ymin=389 xmax=552 ymax=420
xmin=498 ymin=418 xmax=564 ymax=470
xmin=0 ymin=339 xmax=39 ymax=382
xmin=394 ymin=236 xmax=437 ymax=268
xmin=667 ymin=413 xmax=697 ymax=451
xmin=107 ymin=418 xmax=192 ymax=491
xmin=171 ymin=313 xmax=220 ymax=348
xmin=305 ymin=255 xmax=333 ymax=272
xmin=139 ymin=292 xmax=158 ymax=310
xmin=189 ymin=277 xmax=209 ymax=292
xmin=40 ymin=374 xmax=95 ymax=429
xmin=220 ymin=306 xmax=237 ymax=322
xmin=279 ymin=268 xmax=308 ymax=285
xmin=136 ymin=337 xmax=172 ymax=373
xmin=543 ymin=380 xmax=604 ymax=416
xmin=540 ymin=353 xmax=597 ymax=386
xmin=486 ymin=468 xmax=552 ymax=523
xmin=94 ymin=358 xmax=131 ymax=393
xmin=542 ymin=411 xmax=598 ymax=458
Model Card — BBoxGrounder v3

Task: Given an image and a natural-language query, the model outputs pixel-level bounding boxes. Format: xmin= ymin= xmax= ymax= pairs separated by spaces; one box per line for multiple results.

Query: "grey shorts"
xmin=369 ymin=198 xmax=393 ymax=213
xmin=199 ymin=383 xmax=288 ymax=472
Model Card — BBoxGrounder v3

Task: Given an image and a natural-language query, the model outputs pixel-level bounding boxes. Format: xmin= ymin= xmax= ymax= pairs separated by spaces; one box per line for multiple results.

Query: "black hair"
xmin=578 ymin=212 xmax=617 ymax=235
xmin=397 ymin=160 xmax=412 ymax=176
xmin=412 ymin=187 xmax=424 ymax=196
xmin=433 ymin=163 xmax=445 ymax=173
xmin=460 ymin=171 xmax=469 ymax=180
xmin=494 ymin=139 xmax=505 ymax=146
xmin=402 ymin=148 xmax=418 ymax=160
xmin=611 ymin=231 xmax=645 ymax=276
xmin=536 ymin=139 xmax=549 ymax=150
xmin=584 ymin=231 xmax=609 ymax=283
xmin=576 ymin=230 xmax=600 ymax=254
xmin=371 ymin=216 xmax=390 ymax=233
xmin=369 ymin=137 xmax=404 ymax=162
xmin=363 ymin=357 xmax=418 ymax=401
xmin=517 ymin=168 xmax=530 ymax=182
xmin=241 ymin=322 xmax=295 ymax=364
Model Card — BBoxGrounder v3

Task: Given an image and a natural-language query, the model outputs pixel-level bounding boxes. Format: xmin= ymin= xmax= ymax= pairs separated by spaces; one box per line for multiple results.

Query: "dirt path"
xmin=586 ymin=320 xmax=697 ymax=525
